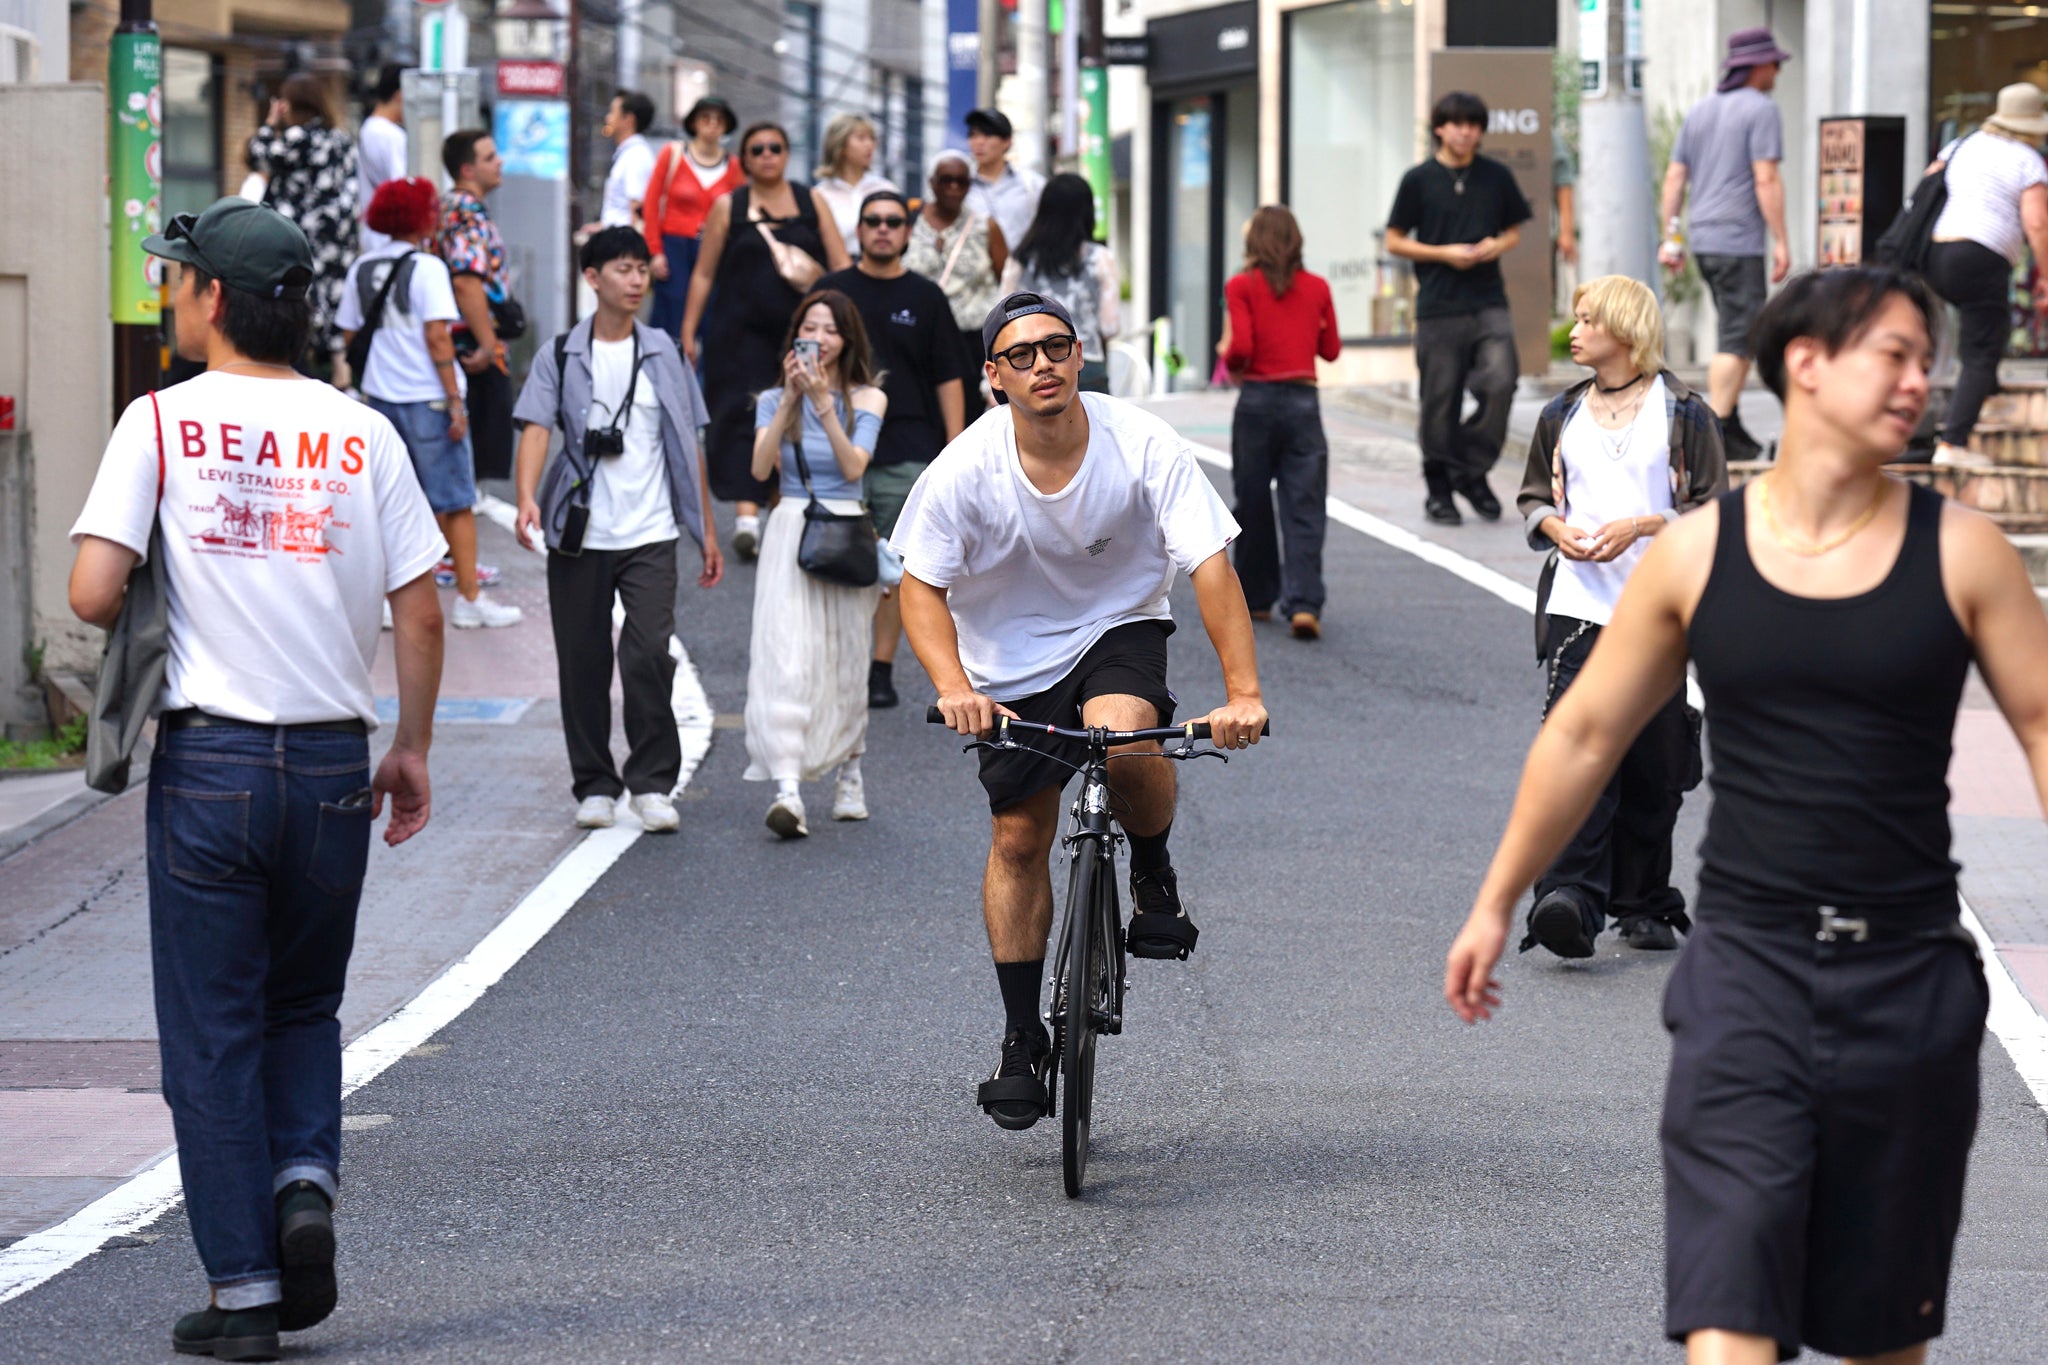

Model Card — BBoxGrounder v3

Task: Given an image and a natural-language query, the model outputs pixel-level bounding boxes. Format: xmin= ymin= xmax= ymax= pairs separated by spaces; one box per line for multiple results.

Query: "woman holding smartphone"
xmin=745 ymin=290 xmax=890 ymax=838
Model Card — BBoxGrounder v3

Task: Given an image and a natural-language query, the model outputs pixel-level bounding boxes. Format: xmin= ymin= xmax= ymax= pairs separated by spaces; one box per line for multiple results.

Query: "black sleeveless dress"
xmin=1659 ymin=483 xmax=1988 ymax=1360
xmin=700 ymin=183 xmax=831 ymax=504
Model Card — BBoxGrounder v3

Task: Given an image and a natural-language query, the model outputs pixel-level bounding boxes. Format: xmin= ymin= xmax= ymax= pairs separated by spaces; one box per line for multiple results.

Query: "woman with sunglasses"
xmin=683 ymin=121 xmax=851 ymax=561
xmin=904 ymin=147 xmax=1008 ymax=404
xmin=744 ymin=290 xmax=888 ymax=838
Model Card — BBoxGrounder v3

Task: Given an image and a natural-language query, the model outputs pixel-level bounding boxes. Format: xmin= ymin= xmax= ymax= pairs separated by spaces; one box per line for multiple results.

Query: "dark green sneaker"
xmin=172 ymin=1305 xmax=280 ymax=1360
xmin=275 ymin=1181 xmax=336 ymax=1332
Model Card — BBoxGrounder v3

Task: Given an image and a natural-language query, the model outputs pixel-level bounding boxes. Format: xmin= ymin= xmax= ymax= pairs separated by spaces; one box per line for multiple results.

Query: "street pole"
xmin=1058 ymin=0 xmax=1079 ymax=164
xmin=1577 ymin=0 xmax=1655 ymax=291
xmin=1013 ymin=0 xmax=1048 ymax=175
xmin=110 ymin=0 xmax=161 ymax=408
xmin=976 ymin=0 xmax=997 ymax=109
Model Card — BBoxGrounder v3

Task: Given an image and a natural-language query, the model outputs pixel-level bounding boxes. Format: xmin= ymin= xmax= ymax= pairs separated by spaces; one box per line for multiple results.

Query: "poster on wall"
xmin=496 ymin=99 xmax=569 ymax=181
xmin=110 ymin=31 xmax=163 ymax=325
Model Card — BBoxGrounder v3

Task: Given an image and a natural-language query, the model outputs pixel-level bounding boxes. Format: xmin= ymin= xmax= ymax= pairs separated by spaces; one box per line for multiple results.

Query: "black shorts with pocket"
xmin=1694 ymin=253 xmax=1768 ymax=359
xmin=1660 ymin=909 xmax=1988 ymax=1361
xmin=977 ymin=620 xmax=1176 ymax=813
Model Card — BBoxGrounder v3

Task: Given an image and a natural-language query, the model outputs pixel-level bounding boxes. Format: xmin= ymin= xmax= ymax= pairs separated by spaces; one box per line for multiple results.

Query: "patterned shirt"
xmin=437 ymin=189 xmax=508 ymax=296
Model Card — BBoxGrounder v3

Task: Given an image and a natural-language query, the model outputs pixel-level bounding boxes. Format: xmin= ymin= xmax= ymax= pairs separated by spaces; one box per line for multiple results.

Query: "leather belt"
xmin=160 ymin=709 xmax=368 ymax=737
xmin=1701 ymin=900 xmax=1966 ymax=945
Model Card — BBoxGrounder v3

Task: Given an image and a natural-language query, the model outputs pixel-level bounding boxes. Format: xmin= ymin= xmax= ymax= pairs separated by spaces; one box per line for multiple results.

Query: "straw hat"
xmin=1984 ymin=82 xmax=2048 ymax=139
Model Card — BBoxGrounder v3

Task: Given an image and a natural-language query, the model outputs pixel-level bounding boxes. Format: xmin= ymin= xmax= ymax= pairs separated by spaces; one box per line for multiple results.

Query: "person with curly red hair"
xmin=339 ymin=177 xmax=522 ymax=628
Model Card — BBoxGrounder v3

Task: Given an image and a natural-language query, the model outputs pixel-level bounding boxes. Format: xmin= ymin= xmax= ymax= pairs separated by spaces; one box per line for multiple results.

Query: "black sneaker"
xmin=1719 ymin=412 xmax=1764 ymax=463
xmin=1459 ymin=477 xmax=1502 ymax=521
xmin=977 ymin=1026 xmax=1052 ymax=1130
xmin=1521 ymin=887 xmax=1598 ymax=959
xmin=868 ymin=660 xmax=899 ymax=710
xmin=1128 ymin=866 xmax=1199 ymax=960
xmin=275 ymin=1180 xmax=336 ymax=1331
xmin=1618 ymin=915 xmax=1680 ymax=951
xmin=1424 ymin=495 xmax=1463 ymax=526
xmin=172 ymin=1305 xmax=280 ymax=1360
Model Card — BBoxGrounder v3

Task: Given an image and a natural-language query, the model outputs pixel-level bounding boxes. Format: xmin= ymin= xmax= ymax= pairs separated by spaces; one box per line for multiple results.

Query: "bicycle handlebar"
xmin=924 ymin=706 xmax=1270 ymax=743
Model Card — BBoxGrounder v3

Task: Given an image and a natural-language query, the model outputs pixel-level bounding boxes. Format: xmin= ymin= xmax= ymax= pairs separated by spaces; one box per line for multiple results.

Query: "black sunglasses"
xmin=746 ymin=141 xmax=786 ymax=157
xmin=994 ymin=334 xmax=1078 ymax=370
xmin=931 ymin=173 xmax=970 ymax=187
xmin=165 ymin=212 xmax=224 ymax=278
xmin=860 ymin=214 xmax=907 ymax=229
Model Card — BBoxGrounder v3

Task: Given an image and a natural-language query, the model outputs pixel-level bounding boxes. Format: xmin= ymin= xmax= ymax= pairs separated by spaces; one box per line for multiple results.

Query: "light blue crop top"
xmin=752 ymin=389 xmax=880 ymax=501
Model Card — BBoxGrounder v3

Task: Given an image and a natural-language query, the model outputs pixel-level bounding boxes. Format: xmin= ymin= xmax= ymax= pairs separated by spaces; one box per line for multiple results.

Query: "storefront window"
xmin=162 ymin=47 xmax=220 ymax=221
xmin=1285 ymin=0 xmax=1415 ymax=341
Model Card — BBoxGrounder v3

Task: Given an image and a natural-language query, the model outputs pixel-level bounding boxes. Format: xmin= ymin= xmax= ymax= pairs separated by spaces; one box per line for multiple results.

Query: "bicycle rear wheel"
xmin=1059 ymin=836 xmax=1104 ymax=1197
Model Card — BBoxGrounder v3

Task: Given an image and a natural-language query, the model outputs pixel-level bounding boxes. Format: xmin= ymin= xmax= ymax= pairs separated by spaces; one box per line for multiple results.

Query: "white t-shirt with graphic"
xmin=584 ymin=335 xmax=678 ymax=551
xmin=70 ymin=373 xmax=447 ymax=727
xmin=893 ymin=393 xmax=1238 ymax=699
xmin=335 ymin=244 xmax=463 ymax=404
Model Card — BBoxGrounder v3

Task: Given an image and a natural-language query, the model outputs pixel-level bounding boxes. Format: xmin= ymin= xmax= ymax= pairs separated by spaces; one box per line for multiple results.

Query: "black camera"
xmin=585 ymin=425 xmax=626 ymax=459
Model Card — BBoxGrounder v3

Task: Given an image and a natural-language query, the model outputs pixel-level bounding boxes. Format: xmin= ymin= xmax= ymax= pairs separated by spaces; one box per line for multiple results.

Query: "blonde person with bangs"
xmin=1511 ymin=274 xmax=1727 ymax=960
xmin=813 ymin=113 xmax=899 ymax=259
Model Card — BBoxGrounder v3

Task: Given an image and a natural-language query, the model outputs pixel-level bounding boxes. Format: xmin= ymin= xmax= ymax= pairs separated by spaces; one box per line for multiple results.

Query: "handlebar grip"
xmin=1184 ymin=720 xmax=1274 ymax=740
xmin=926 ymin=706 xmax=946 ymax=724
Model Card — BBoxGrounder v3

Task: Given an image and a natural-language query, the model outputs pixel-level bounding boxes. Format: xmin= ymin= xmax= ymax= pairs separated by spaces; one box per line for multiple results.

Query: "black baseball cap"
xmin=144 ymin=198 xmax=313 ymax=299
xmin=965 ymin=108 xmax=1013 ymax=140
xmin=981 ymin=291 xmax=1077 ymax=360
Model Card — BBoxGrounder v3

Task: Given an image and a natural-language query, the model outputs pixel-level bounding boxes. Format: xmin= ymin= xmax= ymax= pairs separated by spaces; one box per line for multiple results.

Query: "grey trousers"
xmin=1413 ymin=306 xmax=1518 ymax=499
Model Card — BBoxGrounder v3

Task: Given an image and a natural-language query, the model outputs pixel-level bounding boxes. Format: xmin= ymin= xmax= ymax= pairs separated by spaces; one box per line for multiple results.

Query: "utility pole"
xmin=1577 ymin=0 xmax=1654 ymax=290
xmin=1058 ymin=0 xmax=1078 ymax=163
xmin=110 ymin=0 xmax=161 ymax=407
xmin=1013 ymin=0 xmax=1048 ymax=175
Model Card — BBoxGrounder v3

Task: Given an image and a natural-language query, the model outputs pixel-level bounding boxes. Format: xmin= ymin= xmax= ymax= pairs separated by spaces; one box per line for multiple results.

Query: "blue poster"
xmin=946 ymin=0 xmax=979 ymax=152
xmin=496 ymin=99 xmax=569 ymax=181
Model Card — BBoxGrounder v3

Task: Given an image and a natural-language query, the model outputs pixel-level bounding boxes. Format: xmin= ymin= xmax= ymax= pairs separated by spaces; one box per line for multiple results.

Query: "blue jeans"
xmin=365 ymin=394 xmax=476 ymax=516
xmin=147 ymin=722 xmax=373 ymax=1309
xmin=651 ymin=233 xmax=700 ymax=340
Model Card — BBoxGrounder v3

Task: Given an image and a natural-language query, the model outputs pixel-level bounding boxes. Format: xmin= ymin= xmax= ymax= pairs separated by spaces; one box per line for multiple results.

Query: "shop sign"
xmin=1146 ymin=1 xmax=1256 ymax=87
xmin=497 ymin=60 xmax=564 ymax=97
xmin=496 ymin=99 xmax=568 ymax=180
xmin=110 ymin=30 xmax=162 ymax=325
xmin=1101 ymin=37 xmax=1149 ymax=65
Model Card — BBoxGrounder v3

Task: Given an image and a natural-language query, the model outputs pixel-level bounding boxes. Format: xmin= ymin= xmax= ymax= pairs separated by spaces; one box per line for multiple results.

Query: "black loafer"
xmin=977 ymin=1026 xmax=1052 ymax=1130
xmin=1618 ymin=915 xmax=1680 ymax=951
xmin=1460 ymin=479 xmax=1502 ymax=521
xmin=275 ymin=1181 xmax=336 ymax=1332
xmin=1424 ymin=495 xmax=1462 ymax=526
xmin=867 ymin=660 xmax=899 ymax=710
xmin=173 ymin=1306 xmax=280 ymax=1361
xmin=1523 ymin=888 xmax=1598 ymax=959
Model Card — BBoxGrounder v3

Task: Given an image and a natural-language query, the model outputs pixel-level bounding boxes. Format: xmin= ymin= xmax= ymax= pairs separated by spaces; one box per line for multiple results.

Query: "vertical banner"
xmin=946 ymin=0 xmax=979 ymax=151
xmin=1081 ymin=65 xmax=1110 ymax=238
xmin=109 ymin=31 xmax=163 ymax=325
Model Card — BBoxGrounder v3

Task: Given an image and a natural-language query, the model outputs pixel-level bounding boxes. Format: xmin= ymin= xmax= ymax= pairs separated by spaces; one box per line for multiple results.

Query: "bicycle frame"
xmin=1052 ymin=738 xmax=1127 ymax=1044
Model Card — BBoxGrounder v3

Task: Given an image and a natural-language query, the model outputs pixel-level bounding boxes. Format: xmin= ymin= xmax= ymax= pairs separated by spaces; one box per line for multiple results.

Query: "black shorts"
xmin=1694 ymin=253 xmax=1768 ymax=359
xmin=1660 ymin=912 xmax=1988 ymax=1361
xmin=977 ymin=620 xmax=1176 ymax=813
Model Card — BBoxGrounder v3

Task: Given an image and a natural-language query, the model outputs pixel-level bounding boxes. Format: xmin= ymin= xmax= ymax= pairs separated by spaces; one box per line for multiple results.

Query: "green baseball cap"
xmin=142 ymin=197 xmax=314 ymax=299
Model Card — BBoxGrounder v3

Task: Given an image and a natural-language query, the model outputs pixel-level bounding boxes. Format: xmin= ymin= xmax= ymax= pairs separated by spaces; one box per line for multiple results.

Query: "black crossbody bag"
xmin=791 ymin=401 xmax=878 ymax=588
xmin=343 ymin=251 xmax=415 ymax=381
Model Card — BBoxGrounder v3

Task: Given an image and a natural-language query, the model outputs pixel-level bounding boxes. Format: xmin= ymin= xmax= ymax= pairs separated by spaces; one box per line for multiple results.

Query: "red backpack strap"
xmin=147 ymin=390 xmax=166 ymax=499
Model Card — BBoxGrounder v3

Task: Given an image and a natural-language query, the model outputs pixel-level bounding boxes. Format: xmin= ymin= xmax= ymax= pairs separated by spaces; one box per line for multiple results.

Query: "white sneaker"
xmin=832 ymin=769 xmax=869 ymax=821
xmin=451 ymin=594 xmax=524 ymax=629
xmin=575 ymin=795 xmax=617 ymax=829
xmin=765 ymin=793 xmax=809 ymax=839
xmin=732 ymin=514 xmax=761 ymax=561
xmin=631 ymin=792 xmax=680 ymax=833
xmin=1931 ymin=441 xmax=1993 ymax=468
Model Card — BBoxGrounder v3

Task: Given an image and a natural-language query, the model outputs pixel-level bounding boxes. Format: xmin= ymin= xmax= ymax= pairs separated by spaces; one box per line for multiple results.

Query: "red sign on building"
xmin=497 ymin=61 xmax=565 ymax=98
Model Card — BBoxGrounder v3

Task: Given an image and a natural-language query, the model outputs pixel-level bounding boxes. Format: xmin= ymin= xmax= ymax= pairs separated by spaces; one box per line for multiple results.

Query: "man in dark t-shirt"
xmin=1386 ymin=91 xmax=1533 ymax=526
xmin=820 ymin=189 xmax=967 ymax=708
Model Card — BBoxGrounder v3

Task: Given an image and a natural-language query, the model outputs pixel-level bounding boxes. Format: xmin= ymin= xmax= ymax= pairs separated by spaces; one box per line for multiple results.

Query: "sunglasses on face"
xmin=860 ymin=214 xmax=907 ymax=229
xmin=994 ymin=334 xmax=1078 ymax=370
xmin=746 ymin=142 xmax=786 ymax=157
xmin=931 ymin=173 xmax=970 ymax=188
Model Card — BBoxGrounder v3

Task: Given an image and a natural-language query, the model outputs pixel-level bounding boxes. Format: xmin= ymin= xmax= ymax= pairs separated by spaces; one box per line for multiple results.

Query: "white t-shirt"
xmin=335 ymin=245 xmax=463 ymax=404
xmin=603 ymin=134 xmax=658 ymax=227
xmin=1546 ymin=377 xmax=1675 ymax=628
xmin=584 ymin=335 xmax=678 ymax=551
xmin=356 ymin=114 xmax=408 ymax=251
xmin=1933 ymin=132 xmax=2048 ymax=263
xmin=686 ymin=148 xmax=733 ymax=190
xmin=69 ymin=373 xmax=447 ymax=727
xmin=893 ymin=393 xmax=1239 ymax=698
xmin=815 ymin=172 xmax=900 ymax=256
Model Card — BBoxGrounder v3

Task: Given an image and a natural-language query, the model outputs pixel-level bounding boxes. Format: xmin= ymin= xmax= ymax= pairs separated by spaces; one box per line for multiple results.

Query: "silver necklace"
xmin=1591 ymin=388 xmax=1647 ymax=461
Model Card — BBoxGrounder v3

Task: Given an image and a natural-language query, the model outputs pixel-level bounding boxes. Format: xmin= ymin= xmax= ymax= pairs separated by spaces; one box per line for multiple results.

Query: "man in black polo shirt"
xmin=1386 ymin=91 xmax=1533 ymax=526
xmin=819 ymin=189 xmax=967 ymax=708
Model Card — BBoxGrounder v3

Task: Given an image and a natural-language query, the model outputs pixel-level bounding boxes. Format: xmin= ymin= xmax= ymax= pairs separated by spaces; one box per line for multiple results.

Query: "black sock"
xmin=870 ymin=658 xmax=891 ymax=678
xmin=995 ymin=959 xmax=1045 ymax=1036
xmin=1127 ymin=821 xmax=1172 ymax=876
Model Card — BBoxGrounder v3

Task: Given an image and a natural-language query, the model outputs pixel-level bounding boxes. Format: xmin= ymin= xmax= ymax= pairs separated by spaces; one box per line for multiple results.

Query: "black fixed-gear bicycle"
xmin=931 ymin=709 xmax=1265 ymax=1197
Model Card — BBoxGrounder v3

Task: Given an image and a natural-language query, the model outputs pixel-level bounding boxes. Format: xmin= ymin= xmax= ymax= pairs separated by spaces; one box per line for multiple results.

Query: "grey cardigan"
xmin=512 ymin=318 xmax=712 ymax=553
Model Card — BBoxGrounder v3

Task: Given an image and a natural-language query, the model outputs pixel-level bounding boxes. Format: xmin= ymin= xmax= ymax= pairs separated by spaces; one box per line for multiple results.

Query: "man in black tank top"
xmin=1444 ymin=268 xmax=2048 ymax=1364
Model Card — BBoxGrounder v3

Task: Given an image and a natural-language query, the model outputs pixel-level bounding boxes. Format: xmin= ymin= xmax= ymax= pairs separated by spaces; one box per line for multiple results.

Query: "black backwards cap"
xmin=980 ymin=291 xmax=1076 ymax=361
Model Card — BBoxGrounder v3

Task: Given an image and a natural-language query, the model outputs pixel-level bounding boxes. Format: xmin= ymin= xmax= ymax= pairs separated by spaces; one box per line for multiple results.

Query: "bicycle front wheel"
xmin=1059 ymin=835 xmax=1103 ymax=1198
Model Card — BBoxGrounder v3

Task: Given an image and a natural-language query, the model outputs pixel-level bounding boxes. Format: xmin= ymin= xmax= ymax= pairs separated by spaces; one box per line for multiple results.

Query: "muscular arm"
xmin=1948 ymin=505 xmax=2048 ymax=819
xmin=902 ymin=572 xmax=1017 ymax=736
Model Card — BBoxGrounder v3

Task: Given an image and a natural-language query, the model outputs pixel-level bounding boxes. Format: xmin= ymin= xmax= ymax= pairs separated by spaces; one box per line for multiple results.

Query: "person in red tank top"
xmin=1220 ymin=205 xmax=1341 ymax=639
xmin=642 ymin=97 xmax=745 ymax=342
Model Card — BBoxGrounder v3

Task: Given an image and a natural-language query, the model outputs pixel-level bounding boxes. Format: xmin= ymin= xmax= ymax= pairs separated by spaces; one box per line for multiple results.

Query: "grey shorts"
xmin=863 ymin=460 xmax=929 ymax=540
xmin=1695 ymin=253 xmax=1768 ymax=359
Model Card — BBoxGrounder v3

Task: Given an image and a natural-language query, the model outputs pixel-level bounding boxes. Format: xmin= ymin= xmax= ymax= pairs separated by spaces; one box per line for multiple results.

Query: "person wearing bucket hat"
xmin=1659 ymin=27 xmax=1793 ymax=464
xmin=643 ymin=96 xmax=746 ymax=339
xmin=69 ymin=194 xmax=448 ymax=1359
xmin=1922 ymin=83 xmax=2048 ymax=467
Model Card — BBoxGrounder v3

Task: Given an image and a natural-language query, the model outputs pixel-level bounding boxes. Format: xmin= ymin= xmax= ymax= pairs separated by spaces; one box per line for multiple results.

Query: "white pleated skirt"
xmin=742 ymin=498 xmax=882 ymax=783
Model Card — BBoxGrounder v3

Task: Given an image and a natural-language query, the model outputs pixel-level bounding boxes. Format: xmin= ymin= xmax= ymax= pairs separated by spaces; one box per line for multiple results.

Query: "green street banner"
xmin=110 ymin=31 xmax=163 ymax=325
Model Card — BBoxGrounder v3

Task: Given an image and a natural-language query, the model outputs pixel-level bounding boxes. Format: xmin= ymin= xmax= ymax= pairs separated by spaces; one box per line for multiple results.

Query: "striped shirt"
xmin=1933 ymin=132 xmax=2048 ymax=263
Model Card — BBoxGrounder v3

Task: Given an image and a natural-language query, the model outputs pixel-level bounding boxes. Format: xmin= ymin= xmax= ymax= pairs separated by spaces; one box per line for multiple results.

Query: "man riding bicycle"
xmin=895 ymin=291 xmax=1270 ymax=1131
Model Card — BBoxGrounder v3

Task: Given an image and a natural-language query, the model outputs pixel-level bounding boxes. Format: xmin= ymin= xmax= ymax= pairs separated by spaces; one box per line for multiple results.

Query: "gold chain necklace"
xmin=1756 ymin=473 xmax=1889 ymax=557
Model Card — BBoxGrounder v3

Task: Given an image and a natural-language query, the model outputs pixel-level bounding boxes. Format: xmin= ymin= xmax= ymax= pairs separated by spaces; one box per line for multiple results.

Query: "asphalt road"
xmin=7 ymin=465 xmax=2048 ymax=1362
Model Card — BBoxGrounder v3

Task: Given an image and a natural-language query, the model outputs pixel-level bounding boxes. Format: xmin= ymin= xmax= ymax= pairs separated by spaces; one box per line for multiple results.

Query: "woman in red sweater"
xmin=642 ymin=97 xmax=747 ymax=341
xmin=1222 ymin=204 xmax=1341 ymax=639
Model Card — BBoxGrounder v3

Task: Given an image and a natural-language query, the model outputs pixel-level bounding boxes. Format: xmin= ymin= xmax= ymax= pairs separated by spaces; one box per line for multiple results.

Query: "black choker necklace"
xmin=1595 ymin=374 xmax=1645 ymax=394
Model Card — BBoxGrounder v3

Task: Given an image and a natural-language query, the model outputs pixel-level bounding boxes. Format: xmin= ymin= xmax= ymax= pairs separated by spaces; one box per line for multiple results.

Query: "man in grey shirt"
xmin=1659 ymin=26 xmax=1794 ymax=461
xmin=964 ymin=108 xmax=1046 ymax=254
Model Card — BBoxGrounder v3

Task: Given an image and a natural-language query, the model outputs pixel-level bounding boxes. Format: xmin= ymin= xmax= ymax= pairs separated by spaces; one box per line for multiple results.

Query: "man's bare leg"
xmin=1686 ymin=1330 xmax=1777 ymax=1365
xmin=984 ymin=784 xmax=1060 ymax=963
xmin=1707 ymin=352 xmax=1750 ymax=420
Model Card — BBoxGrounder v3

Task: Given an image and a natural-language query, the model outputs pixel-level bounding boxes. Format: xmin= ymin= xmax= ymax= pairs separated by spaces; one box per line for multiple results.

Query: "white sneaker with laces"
xmin=766 ymin=792 xmax=808 ymax=839
xmin=733 ymin=514 xmax=761 ymax=561
xmin=631 ymin=792 xmax=680 ymax=832
xmin=1931 ymin=441 xmax=1993 ymax=468
xmin=832 ymin=769 xmax=868 ymax=821
xmin=575 ymin=795 xmax=617 ymax=829
xmin=452 ymin=595 xmax=524 ymax=629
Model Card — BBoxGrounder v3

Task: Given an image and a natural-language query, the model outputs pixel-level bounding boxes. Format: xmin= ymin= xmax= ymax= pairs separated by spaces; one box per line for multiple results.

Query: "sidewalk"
xmin=0 ymin=516 xmax=602 ymax=1242
xmin=1149 ymin=389 xmax=2048 ymax=1022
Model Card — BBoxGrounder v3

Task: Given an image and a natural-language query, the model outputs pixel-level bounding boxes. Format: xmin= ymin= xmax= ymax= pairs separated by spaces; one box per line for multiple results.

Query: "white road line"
xmin=0 ymin=534 xmax=718 ymax=1307
xmin=1186 ymin=437 xmax=2048 ymax=1114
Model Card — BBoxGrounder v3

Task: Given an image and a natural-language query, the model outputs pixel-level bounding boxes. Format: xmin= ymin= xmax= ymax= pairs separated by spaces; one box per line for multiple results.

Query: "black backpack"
xmin=1874 ymin=135 xmax=1970 ymax=272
